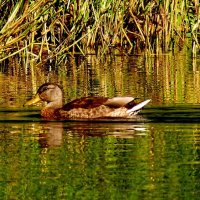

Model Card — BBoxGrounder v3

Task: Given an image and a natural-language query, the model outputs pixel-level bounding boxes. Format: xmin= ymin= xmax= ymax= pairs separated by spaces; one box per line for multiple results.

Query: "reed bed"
xmin=0 ymin=0 xmax=199 ymax=63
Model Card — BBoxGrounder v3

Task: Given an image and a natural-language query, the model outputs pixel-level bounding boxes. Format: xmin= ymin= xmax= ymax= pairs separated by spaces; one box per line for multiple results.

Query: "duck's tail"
xmin=127 ymin=99 xmax=151 ymax=116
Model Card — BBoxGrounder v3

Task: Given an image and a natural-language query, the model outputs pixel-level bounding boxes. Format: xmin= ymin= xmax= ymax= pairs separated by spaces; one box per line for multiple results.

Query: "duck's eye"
xmin=43 ymin=86 xmax=49 ymax=91
xmin=38 ymin=86 xmax=49 ymax=94
xmin=37 ymin=84 xmax=56 ymax=94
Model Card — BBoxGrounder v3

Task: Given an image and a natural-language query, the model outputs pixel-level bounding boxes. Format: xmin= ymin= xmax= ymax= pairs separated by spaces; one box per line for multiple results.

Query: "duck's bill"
xmin=24 ymin=93 xmax=41 ymax=106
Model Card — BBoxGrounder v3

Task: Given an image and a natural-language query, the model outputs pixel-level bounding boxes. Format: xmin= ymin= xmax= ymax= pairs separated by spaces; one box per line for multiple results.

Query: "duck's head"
xmin=24 ymin=83 xmax=63 ymax=109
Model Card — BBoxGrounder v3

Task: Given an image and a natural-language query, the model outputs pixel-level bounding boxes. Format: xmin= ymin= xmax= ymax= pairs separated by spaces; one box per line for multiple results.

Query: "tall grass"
xmin=0 ymin=0 xmax=199 ymax=63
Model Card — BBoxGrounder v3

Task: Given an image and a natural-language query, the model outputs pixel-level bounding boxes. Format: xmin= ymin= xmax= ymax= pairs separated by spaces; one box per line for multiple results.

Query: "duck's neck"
xmin=46 ymin=100 xmax=63 ymax=109
xmin=41 ymin=100 xmax=63 ymax=118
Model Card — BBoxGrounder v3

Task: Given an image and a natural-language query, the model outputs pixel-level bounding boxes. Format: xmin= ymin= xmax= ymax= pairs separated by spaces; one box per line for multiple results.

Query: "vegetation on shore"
xmin=0 ymin=0 xmax=199 ymax=63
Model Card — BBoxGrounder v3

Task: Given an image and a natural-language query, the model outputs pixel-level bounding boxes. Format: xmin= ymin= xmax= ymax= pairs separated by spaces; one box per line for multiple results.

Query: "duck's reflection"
xmin=38 ymin=122 xmax=63 ymax=148
xmin=67 ymin=122 xmax=148 ymax=137
xmin=33 ymin=120 xmax=149 ymax=148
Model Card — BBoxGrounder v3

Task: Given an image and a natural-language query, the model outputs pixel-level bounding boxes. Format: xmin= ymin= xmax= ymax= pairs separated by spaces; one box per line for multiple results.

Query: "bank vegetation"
xmin=0 ymin=0 xmax=199 ymax=64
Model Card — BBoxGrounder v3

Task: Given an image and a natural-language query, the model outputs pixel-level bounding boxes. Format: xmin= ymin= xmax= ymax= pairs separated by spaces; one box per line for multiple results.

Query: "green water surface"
xmin=1 ymin=52 xmax=200 ymax=199
xmin=0 ymin=109 xmax=200 ymax=200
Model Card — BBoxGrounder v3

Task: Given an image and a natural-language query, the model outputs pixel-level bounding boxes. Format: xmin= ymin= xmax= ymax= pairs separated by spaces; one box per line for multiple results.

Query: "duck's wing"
xmin=104 ymin=97 xmax=135 ymax=107
xmin=62 ymin=96 xmax=135 ymax=111
xmin=62 ymin=97 xmax=109 ymax=111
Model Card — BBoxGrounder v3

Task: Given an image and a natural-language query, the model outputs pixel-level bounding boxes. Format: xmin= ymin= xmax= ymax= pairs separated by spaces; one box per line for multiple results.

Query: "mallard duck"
xmin=24 ymin=83 xmax=151 ymax=119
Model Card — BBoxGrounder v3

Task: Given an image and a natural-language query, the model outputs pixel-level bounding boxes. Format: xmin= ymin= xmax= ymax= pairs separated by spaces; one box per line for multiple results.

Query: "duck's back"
xmin=62 ymin=97 xmax=109 ymax=111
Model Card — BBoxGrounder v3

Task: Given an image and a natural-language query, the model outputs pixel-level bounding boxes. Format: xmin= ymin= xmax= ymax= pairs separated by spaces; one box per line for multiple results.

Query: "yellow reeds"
xmin=0 ymin=0 xmax=199 ymax=63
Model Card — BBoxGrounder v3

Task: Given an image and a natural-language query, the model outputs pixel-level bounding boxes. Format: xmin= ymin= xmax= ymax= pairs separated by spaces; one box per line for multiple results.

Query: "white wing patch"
xmin=127 ymin=99 xmax=151 ymax=115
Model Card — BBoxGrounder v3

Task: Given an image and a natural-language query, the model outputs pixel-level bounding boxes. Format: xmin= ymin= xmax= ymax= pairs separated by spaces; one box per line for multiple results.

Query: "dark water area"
xmin=1 ymin=51 xmax=200 ymax=199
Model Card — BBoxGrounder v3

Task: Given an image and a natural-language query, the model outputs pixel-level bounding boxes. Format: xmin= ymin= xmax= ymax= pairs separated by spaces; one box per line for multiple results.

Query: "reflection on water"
xmin=0 ymin=121 xmax=200 ymax=199
xmin=0 ymin=51 xmax=200 ymax=109
xmin=38 ymin=122 xmax=63 ymax=147
xmin=1 ymin=52 xmax=200 ymax=199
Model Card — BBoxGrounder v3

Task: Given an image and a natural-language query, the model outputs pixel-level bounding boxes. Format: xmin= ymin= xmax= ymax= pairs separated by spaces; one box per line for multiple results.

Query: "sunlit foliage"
xmin=0 ymin=0 xmax=199 ymax=63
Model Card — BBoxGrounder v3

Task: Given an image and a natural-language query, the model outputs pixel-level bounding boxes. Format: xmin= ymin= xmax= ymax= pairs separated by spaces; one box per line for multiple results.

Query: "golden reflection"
xmin=0 ymin=51 xmax=200 ymax=108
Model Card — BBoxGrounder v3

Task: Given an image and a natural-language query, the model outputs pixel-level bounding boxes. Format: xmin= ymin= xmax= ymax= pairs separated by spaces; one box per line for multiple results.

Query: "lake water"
xmin=1 ymin=51 xmax=200 ymax=199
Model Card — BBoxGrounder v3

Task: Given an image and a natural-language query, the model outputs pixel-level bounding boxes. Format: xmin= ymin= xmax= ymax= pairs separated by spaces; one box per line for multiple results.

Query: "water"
xmin=1 ymin=52 xmax=200 ymax=199
xmin=1 ymin=120 xmax=200 ymax=199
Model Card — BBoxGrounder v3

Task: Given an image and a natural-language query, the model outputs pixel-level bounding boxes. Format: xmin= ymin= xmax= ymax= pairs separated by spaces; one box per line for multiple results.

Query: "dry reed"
xmin=0 ymin=0 xmax=199 ymax=64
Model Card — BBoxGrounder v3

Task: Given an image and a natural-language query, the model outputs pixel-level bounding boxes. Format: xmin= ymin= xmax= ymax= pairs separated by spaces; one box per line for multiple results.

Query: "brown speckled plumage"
xmin=24 ymin=83 xmax=151 ymax=120
xmin=59 ymin=105 xmax=129 ymax=119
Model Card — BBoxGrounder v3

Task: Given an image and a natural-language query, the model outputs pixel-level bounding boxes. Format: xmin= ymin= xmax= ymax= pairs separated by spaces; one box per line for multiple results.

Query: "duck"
xmin=24 ymin=83 xmax=151 ymax=119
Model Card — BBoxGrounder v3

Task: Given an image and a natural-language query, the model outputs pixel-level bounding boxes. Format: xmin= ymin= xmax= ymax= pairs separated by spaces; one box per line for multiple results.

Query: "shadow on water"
xmin=145 ymin=105 xmax=200 ymax=123
xmin=1 ymin=105 xmax=200 ymax=123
